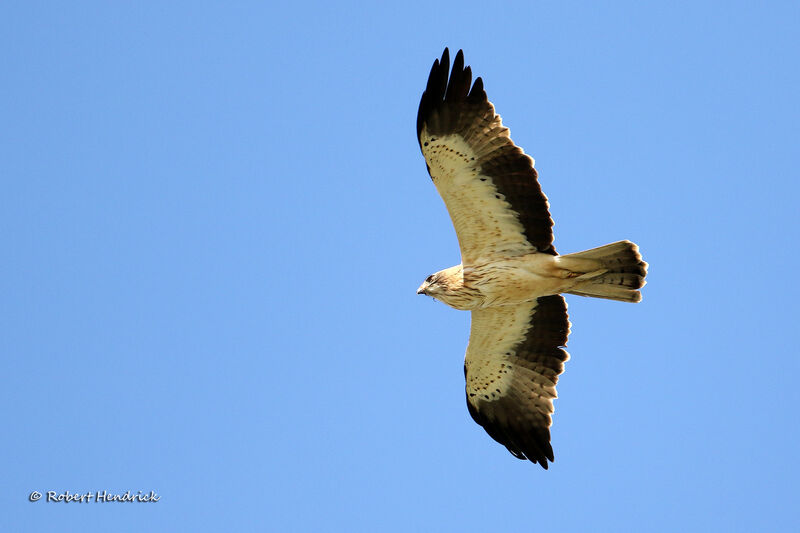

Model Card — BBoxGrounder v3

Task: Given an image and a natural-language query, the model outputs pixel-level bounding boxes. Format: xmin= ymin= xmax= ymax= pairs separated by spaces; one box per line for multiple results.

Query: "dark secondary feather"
xmin=417 ymin=48 xmax=556 ymax=256
xmin=466 ymin=295 xmax=570 ymax=469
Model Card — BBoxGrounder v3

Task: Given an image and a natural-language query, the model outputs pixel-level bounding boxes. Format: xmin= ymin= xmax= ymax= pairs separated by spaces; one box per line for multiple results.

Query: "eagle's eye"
xmin=426 ymin=275 xmax=435 ymax=283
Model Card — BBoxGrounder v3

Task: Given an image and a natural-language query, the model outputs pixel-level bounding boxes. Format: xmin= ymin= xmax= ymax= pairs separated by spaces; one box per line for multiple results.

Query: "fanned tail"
xmin=560 ymin=240 xmax=648 ymax=303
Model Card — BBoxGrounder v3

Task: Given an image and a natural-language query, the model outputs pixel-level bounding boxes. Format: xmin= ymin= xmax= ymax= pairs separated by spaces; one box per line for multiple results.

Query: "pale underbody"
xmin=418 ymin=253 xmax=604 ymax=311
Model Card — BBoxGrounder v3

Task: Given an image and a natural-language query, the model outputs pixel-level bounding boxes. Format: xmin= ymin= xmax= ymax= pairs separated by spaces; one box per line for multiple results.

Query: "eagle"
xmin=416 ymin=48 xmax=648 ymax=469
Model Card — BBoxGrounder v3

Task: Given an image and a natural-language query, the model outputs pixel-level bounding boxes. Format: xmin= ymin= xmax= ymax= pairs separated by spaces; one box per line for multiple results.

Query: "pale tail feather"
xmin=560 ymin=240 xmax=648 ymax=303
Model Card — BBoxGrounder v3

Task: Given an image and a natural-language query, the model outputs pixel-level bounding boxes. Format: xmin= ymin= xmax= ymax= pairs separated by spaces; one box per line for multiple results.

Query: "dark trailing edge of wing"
xmin=466 ymin=295 xmax=570 ymax=469
xmin=417 ymin=48 xmax=556 ymax=255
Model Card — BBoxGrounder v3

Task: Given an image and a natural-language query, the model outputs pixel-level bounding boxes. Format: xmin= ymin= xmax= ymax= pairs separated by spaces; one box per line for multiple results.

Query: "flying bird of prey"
xmin=416 ymin=48 xmax=648 ymax=469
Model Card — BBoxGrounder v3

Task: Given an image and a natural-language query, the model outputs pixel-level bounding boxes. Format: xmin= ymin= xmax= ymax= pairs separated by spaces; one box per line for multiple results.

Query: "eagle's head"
xmin=416 ymin=272 xmax=442 ymax=297
xmin=417 ymin=265 xmax=478 ymax=310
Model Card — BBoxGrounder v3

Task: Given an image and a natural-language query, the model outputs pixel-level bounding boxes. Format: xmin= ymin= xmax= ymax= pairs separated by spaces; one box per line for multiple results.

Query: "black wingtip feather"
xmin=467 ymin=393 xmax=555 ymax=469
xmin=416 ymin=49 xmax=446 ymax=139
xmin=445 ymin=51 xmax=470 ymax=103
xmin=417 ymin=47 xmax=487 ymax=141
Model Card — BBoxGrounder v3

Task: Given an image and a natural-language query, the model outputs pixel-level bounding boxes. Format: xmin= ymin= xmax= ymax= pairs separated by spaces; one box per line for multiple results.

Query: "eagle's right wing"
xmin=464 ymin=295 xmax=570 ymax=469
xmin=417 ymin=48 xmax=556 ymax=265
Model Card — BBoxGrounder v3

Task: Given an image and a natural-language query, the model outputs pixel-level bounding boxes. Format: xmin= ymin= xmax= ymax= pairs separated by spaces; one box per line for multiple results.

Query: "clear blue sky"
xmin=3 ymin=1 xmax=799 ymax=531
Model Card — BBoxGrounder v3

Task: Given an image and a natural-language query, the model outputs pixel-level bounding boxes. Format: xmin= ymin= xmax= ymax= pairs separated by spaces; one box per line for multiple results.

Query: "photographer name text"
xmin=29 ymin=490 xmax=160 ymax=503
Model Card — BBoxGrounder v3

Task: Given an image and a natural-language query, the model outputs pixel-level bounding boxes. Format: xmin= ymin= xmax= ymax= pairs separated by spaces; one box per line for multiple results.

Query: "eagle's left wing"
xmin=464 ymin=295 xmax=570 ymax=469
xmin=417 ymin=48 xmax=556 ymax=266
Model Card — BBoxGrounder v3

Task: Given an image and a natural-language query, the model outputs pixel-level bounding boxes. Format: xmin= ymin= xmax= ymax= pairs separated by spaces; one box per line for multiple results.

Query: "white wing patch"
xmin=420 ymin=129 xmax=534 ymax=264
xmin=466 ymin=302 xmax=565 ymax=415
xmin=465 ymin=303 xmax=536 ymax=401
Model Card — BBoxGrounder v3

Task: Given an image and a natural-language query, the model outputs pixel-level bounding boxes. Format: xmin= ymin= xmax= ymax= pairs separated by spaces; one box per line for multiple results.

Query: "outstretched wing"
xmin=417 ymin=48 xmax=555 ymax=265
xmin=464 ymin=295 xmax=570 ymax=469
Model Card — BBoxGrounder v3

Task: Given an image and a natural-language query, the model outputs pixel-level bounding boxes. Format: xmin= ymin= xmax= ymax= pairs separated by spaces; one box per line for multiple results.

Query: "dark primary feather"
xmin=417 ymin=48 xmax=556 ymax=255
xmin=466 ymin=295 xmax=570 ymax=469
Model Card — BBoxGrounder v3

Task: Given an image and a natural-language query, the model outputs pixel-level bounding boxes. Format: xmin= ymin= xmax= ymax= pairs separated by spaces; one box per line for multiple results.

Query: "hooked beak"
xmin=416 ymin=282 xmax=428 ymax=295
